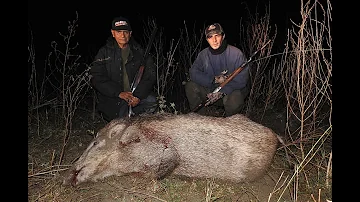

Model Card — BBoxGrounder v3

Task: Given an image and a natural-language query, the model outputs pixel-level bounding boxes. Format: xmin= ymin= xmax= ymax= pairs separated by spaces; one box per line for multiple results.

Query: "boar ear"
xmin=118 ymin=125 xmax=141 ymax=146
xmin=107 ymin=122 xmax=127 ymax=139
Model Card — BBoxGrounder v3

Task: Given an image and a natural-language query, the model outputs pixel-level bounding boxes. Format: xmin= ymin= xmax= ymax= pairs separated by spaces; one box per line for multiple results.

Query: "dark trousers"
xmin=98 ymin=94 xmax=158 ymax=122
xmin=118 ymin=94 xmax=158 ymax=119
xmin=185 ymin=81 xmax=248 ymax=117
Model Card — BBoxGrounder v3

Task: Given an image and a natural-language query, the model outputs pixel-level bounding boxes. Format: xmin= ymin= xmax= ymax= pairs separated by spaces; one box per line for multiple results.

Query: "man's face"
xmin=111 ymin=30 xmax=131 ymax=47
xmin=206 ymin=33 xmax=224 ymax=50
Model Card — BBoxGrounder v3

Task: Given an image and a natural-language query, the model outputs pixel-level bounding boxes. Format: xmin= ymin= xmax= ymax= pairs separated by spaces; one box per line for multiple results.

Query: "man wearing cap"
xmin=185 ymin=23 xmax=250 ymax=117
xmin=90 ymin=16 xmax=157 ymax=121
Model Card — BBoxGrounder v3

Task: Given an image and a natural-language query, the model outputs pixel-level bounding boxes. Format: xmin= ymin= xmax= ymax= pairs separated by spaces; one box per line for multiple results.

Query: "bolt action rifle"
xmin=128 ymin=25 xmax=158 ymax=118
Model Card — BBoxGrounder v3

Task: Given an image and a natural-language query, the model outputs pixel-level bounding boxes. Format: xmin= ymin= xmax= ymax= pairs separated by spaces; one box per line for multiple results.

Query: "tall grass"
xmin=272 ymin=0 xmax=332 ymax=200
xmin=28 ymin=12 xmax=91 ymax=165
xmin=238 ymin=3 xmax=280 ymax=117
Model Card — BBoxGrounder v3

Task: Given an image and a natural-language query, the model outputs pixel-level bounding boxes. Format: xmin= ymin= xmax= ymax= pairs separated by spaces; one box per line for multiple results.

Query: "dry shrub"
xmin=273 ymin=0 xmax=332 ymax=201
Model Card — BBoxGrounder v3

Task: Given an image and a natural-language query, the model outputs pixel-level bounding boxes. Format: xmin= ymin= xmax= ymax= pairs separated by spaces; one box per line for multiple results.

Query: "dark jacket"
xmin=90 ymin=37 xmax=156 ymax=120
xmin=189 ymin=44 xmax=249 ymax=95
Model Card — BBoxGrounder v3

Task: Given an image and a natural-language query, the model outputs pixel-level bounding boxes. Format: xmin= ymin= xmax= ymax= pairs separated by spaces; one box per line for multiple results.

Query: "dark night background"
xmin=27 ymin=0 xmax=306 ymax=113
xmin=28 ymin=0 xmax=302 ymax=63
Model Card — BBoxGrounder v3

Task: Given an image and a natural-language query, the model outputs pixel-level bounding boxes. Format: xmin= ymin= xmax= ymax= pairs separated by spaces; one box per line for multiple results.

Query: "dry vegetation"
xmin=28 ymin=0 xmax=332 ymax=201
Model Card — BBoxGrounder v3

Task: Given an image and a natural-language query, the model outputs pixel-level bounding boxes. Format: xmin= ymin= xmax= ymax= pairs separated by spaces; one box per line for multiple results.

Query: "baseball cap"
xmin=111 ymin=17 xmax=132 ymax=31
xmin=205 ymin=23 xmax=224 ymax=38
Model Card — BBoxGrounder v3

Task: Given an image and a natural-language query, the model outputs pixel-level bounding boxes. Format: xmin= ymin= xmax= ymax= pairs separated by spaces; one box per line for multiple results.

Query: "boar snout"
xmin=63 ymin=166 xmax=83 ymax=187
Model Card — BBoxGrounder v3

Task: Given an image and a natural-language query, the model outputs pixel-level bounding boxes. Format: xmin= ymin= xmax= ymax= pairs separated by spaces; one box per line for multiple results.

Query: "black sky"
xmin=28 ymin=0 xmax=301 ymax=61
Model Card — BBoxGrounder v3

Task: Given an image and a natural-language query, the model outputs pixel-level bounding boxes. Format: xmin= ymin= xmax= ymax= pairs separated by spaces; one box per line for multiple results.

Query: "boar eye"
xmin=93 ymin=141 xmax=98 ymax=146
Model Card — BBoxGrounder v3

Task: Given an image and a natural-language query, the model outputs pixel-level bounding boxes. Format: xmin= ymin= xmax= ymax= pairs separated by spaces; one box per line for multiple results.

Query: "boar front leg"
xmin=154 ymin=146 xmax=180 ymax=180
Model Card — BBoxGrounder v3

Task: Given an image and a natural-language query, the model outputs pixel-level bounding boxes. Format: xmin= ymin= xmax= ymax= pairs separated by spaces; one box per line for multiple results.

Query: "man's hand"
xmin=214 ymin=70 xmax=229 ymax=84
xmin=205 ymin=92 xmax=224 ymax=106
xmin=119 ymin=92 xmax=140 ymax=107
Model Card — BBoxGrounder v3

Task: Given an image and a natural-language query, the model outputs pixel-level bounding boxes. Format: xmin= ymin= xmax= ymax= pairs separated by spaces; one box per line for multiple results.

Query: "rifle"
xmin=128 ymin=25 xmax=158 ymax=118
xmin=192 ymin=40 xmax=271 ymax=112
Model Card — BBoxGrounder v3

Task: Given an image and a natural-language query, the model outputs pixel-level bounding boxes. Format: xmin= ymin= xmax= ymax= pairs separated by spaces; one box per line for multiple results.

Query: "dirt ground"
xmin=28 ymin=106 xmax=332 ymax=202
